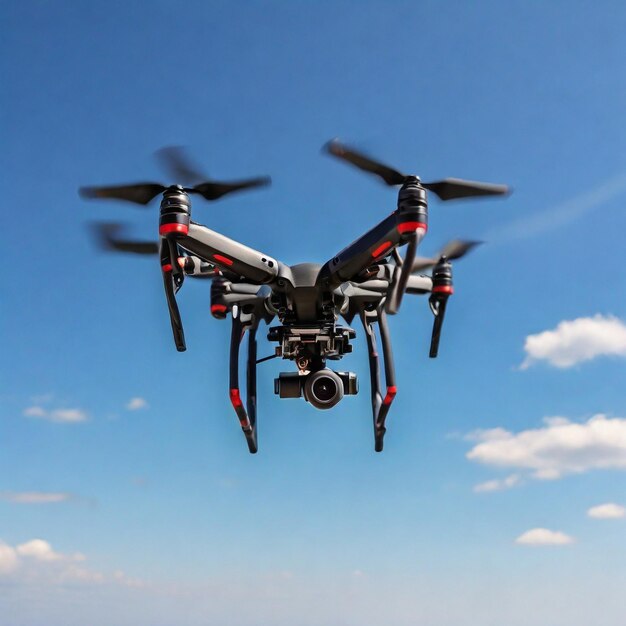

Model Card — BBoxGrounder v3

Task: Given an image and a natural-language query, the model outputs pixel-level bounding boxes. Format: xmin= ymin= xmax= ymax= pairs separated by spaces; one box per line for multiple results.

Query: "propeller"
xmin=324 ymin=139 xmax=510 ymax=200
xmin=80 ymin=146 xmax=271 ymax=205
xmin=91 ymin=222 xmax=159 ymax=255
xmin=411 ymin=239 xmax=482 ymax=273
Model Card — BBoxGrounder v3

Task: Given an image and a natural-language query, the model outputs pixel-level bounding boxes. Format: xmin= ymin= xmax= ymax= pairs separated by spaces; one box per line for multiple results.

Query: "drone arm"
xmin=320 ymin=209 xmax=426 ymax=288
xmin=178 ymin=222 xmax=280 ymax=285
xmin=405 ymin=273 xmax=433 ymax=295
xmin=229 ymin=313 xmax=258 ymax=453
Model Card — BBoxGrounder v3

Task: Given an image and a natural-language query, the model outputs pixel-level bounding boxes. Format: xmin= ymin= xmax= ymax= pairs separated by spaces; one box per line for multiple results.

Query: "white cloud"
xmin=23 ymin=406 xmax=88 ymax=423
xmin=126 ymin=397 xmax=148 ymax=411
xmin=473 ymin=474 xmax=521 ymax=493
xmin=520 ymin=315 xmax=626 ymax=369
xmin=0 ymin=491 xmax=72 ymax=504
xmin=50 ymin=408 xmax=88 ymax=422
xmin=0 ymin=538 xmax=140 ymax=587
xmin=587 ymin=503 xmax=626 ymax=519
xmin=515 ymin=528 xmax=575 ymax=546
xmin=23 ymin=406 xmax=47 ymax=417
xmin=0 ymin=542 xmax=19 ymax=574
xmin=466 ymin=414 xmax=626 ymax=480
xmin=17 ymin=539 xmax=63 ymax=562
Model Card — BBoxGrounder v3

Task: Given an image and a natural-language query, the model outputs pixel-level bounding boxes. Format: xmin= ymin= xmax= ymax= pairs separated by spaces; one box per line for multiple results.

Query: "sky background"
xmin=2 ymin=1 xmax=626 ymax=625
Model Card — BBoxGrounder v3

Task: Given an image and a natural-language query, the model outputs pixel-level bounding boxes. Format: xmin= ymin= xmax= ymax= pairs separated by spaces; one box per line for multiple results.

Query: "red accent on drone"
xmin=383 ymin=385 xmax=397 ymax=405
xmin=159 ymin=223 xmax=189 ymax=236
xmin=213 ymin=254 xmax=234 ymax=266
xmin=432 ymin=285 xmax=454 ymax=294
xmin=371 ymin=241 xmax=392 ymax=258
xmin=211 ymin=304 xmax=228 ymax=314
xmin=397 ymin=221 xmax=428 ymax=234
xmin=230 ymin=388 xmax=243 ymax=408
xmin=161 ymin=264 xmax=173 ymax=272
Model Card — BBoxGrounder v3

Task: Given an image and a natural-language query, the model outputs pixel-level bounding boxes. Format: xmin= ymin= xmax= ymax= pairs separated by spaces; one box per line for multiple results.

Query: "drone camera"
xmin=274 ymin=369 xmax=358 ymax=410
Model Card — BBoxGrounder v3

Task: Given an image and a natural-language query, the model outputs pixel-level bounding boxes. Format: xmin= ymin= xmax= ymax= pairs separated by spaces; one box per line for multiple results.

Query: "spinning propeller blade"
xmin=422 ymin=179 xmax=509 ymax=201
xmin=324 ymin=139 xmax=406 ymax=186
xmin=91 ymin=222 xmax=159 ymax=255
xmin=80 ymin=146 xmax=271 ymax=206
xmin=324 ymin=139 xmax=510 ymax=200
xmin=411 ymin=239 xmax=482 ymax=273
xmin=191 ymin=177 xmax=271 ymax=201
xmin=155 ymin=146 xmax=207 ymax=186
xmin=80 ymin=183 xmax=166 ymax=205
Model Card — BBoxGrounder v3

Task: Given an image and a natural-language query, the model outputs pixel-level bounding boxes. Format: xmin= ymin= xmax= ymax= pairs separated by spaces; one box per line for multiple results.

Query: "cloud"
xmin=23 ymin=406 xmax=88 ymax=423
xmin=587 ymin=503 xmax=626 ymax=519
xmin=23 ymin=406 xmax=47 ymax=417
xmin=0 ymin=542 xmax=19 ymax=574
xmin=473 ymin=474 xmax=521 ymax=493
xmin=16 ymin=539 xmax=64 ymax=562
xmin=0 ymin=538 xmax=141 ymax=587
xmin=0 ymin=491 xmax=72 ymax=504
xmin=126 ymin=397 xmax=148 ymax=411
xmin=520 ymin=315 xmax=626 ymax=369
xmin=515 ymin=528 xmax=575 ymax=546
xmin=466 ymin=414 xmax=626 ymax=480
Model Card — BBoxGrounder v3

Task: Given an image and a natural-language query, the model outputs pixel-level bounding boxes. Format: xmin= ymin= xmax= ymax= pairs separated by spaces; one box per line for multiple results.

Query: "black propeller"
xmin=411 ymin=239 xmax=482 ymax=273
xmin=324 ymin=139 xmax=510 ymax=201
xmin=80 ymin=146 xmax=271 ymax=206
xmin=91 ymin=222 xmax=159 ymax=255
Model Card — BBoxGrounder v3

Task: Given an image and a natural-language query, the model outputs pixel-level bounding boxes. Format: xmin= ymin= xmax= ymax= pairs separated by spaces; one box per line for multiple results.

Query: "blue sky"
xmin=2 ymin=1 xmax=626 ymax=624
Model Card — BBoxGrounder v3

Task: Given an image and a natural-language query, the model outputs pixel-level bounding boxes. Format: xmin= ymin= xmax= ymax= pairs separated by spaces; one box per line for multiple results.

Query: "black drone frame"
xmin=82 ymin=142 xmax=509 ymax=453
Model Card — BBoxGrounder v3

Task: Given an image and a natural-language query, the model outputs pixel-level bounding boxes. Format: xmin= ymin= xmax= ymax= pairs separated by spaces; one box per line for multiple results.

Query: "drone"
xmin=81 ymin=142 xmax=510 ymax=453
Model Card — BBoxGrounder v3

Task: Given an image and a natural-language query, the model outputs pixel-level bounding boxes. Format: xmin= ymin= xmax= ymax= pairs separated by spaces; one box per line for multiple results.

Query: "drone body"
xmin=82 ymin=142 xmax=510 ymax=453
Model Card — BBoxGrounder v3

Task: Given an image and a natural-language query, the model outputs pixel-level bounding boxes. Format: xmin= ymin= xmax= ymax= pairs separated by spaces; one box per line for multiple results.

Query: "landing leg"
xmin=359 ymin=304 xmax=397 ymax=452
xmin=229 ymin=315 xmax=258 ymax=453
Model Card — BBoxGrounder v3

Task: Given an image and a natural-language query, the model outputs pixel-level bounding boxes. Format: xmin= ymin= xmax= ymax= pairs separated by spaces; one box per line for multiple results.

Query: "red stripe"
xmin=383 ymin=385 xmax=397 ymax=406
xmin=432 ymin=285 xmax=454 ymax=294
xmin=159 ymin=223 xmax=189 ymax=236
xmin=371 ymin=241 xmax=392 ymax=258
xmin=211 ymin=304 xmax=228 ymax=314
xmin=230 ymin=388 xmax=243 ymax=408
xmin=213 ymin=254 xmax=234 ymax=266
xmin=397 ymin=221 xmax=428 ymax=234
xmin=161 ymin=264 xmax=173 ymax=272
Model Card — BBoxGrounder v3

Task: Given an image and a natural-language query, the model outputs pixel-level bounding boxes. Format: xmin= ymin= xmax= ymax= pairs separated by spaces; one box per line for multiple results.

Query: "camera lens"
xmin=304 ymin=369 xmax=344 ymax=410
xmin=312 ymin=377 xmax=337 ymax=402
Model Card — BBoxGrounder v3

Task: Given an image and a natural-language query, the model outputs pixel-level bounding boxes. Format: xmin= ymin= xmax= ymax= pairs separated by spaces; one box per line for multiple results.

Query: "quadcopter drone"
xmin=81 ymin=142 xmax=510 ymax=453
